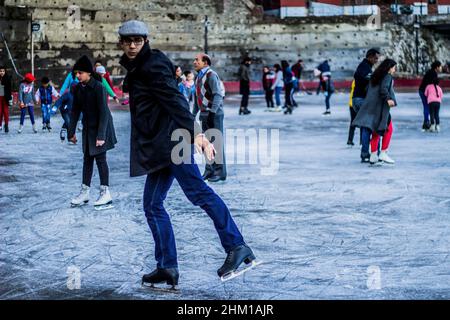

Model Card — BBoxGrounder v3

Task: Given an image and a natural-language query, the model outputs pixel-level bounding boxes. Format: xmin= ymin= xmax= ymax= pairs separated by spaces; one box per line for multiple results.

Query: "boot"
xmin=46 ymin=123 xmax=52 ymax=132
xmin=4 ymin=124 xmax=8 ymax=133
xmin=71 ymin=184 xmax=90 ymax=207
xmin=379 ymin=151 xmax=395 ymax=164
xmin=202 ymin=170 xmax=214 ymax=181
xmin=142 ymin=268 xmax=179 ymax=289
xmin=369 ymin=152 xmax=379 ymax=165
xmin=217 ymin=244 xmax=256 ymax=278
xmin=94 ymin=185 xmax=112 ymax=207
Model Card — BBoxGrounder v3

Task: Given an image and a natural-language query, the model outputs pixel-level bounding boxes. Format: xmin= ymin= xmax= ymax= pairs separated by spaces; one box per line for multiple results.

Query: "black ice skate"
xmin=142 ymin=268 xmax=180 ymax=293
xmin=217 ymin=244 xmax=261 ymax=282
xmin=60 ymin=128 xmax=66 ymax=142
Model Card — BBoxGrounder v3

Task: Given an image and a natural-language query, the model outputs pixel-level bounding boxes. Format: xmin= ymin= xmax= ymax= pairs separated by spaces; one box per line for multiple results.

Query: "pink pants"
xmin=371 ymin=121 xmax=393 ymax=153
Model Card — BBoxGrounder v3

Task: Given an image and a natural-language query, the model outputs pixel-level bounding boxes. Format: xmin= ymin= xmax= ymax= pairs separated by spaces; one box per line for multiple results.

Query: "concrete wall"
xmin=0 ymin=0 xmax=449 ymax=91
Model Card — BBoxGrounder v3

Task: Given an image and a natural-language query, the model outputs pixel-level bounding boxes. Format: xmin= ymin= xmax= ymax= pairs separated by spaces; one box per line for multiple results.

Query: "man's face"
xmin=0 ymin=69 xmax=5 ymax=77
xmin=120 ymin=36 xmax=145 ymax=60
xmin=42 ymin=83 xmax=49 ymax=88
xmin=193 ymin=54 xmax=207 ymax=72
xmin=368 ymin=54 xmax=380 ymax=66
xmin=75 ymin=71 xmax=91 ymax=83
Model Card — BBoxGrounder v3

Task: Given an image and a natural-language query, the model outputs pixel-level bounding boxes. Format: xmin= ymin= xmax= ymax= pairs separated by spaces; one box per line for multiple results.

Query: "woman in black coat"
xmin=68 ymin=55 xmax=117 ymax=209
xmin=352 ymin=59 xmax=397 ymax=165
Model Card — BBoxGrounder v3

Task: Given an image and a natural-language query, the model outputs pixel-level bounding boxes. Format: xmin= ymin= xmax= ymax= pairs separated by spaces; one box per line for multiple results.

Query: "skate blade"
xmin=220 ymin=260 xmax=263 ymax=282
xmin=94 ymin=204 xmax=114 ymax=211
xmin=142 ymin=282 xmax=180 ymax=294
xmin=71 ymin=202 xmax=88 ymax=208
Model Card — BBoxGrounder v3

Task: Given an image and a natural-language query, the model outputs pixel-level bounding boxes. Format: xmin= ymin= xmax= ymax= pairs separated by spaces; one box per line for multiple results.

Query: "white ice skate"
xmin=17 ymin=125 xmax=23 ymax=134
xmin=379 ymin=151 xmax=395 ymax=164
xmin=71 ymin=184 xmax=90 ymax=207
xmin=94 ymin=185 xmax=114 ymax=211
xmin=429 ymin=124 xmax=436 ymax=132
xmin=369 ymin=152 xmax=381 ymax=166
xmin=436 ymin=125 xmax=440 ymax=133
xmin=32 ymin=124 xmax=38 ymax=133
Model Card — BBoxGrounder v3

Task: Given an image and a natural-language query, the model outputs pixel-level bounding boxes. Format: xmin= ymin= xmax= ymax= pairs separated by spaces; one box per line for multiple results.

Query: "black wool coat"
xmin=120 ymin=43 xmax=200 ymax=177
xmin=68 ymin=77 xmax=117 ymax=156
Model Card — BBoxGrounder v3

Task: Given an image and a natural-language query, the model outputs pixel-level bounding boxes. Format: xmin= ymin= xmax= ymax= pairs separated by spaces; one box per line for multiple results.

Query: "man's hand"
xmin=96 ymin=139 xmax=105 ymax=147
xmin=194 ymin=134 xmax=215 ymax=161
xmin=19 ymin=102 xmax=25 ymax=109
xmin=113 ymin=96 xmax=120 ymax=104
xmin=387 ymin=99 xmax=396 ymax=107
xmin=69 ymin=135 xmax=77 ymax=144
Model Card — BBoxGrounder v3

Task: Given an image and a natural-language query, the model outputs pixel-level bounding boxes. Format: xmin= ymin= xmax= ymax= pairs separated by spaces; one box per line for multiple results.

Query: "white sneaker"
xmin=17 ymin=125 xmax=23 ymax=133
xmin=71 ymin=184 xmax=90 ymax=207
xmin=436 ymin=125 xmax=440 ymax=132
xmin=94 ymin=185 xmax=112 ymax=207
xmin=369 ymin=152 xmax=379 ymax=165
xmin=379 ymin=151 xmax=395 ymax=164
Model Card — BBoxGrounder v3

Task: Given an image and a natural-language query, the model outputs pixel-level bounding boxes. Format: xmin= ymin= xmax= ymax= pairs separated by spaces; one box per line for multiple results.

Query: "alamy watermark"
xmin=171 ymin=128 xmax=280 ymax=176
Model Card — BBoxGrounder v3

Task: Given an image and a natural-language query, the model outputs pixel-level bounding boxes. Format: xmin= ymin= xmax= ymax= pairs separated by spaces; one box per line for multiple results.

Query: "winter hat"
xmin=24 ymin=73 xmax=36 ymax=82
xmin=118 ymin=20 xmax=149 ymax=37
xmin=95 ymin=66 xmax=106 ymax=74
xmin=73 ymin=55 xmax=94 ymax=73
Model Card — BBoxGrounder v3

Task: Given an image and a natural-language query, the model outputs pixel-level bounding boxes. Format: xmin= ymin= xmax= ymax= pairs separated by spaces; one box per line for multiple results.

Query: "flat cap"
xmin=118 ymin=20 xmax=149 ymax=37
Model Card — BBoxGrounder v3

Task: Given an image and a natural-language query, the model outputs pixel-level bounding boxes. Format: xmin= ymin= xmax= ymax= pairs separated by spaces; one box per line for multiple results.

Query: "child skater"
xmin=68 ymin=56 xmax=117 ymax=210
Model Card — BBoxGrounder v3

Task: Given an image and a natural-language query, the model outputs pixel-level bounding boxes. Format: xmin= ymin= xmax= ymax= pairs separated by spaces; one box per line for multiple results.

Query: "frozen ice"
xmin=1 ymin=92 xmax=450 ymax=299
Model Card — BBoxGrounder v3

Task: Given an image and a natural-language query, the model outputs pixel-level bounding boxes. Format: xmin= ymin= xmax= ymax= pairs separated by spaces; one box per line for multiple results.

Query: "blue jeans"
xmin=325 ymin=92 xmax=333 ymax=110
xmin=41 ymin=103 xmax=51 ymax=124
xmin=143 ymin=150 xmax=245 ymax=269
xmin=20 ymin=105 xmax=35 ymax=125
xmin=419 ymin=90 xmax=430 ymax=124
xmin=274 ymin=87 xmax=282 ymax=106
xmin=361 ymin=127 xmax=372 ymax=159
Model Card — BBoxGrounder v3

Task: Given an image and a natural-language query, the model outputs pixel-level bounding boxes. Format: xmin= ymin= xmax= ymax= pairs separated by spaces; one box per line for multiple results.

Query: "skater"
xmin=292 ymin=59 xmax=308 ymax=93
xmin=174 ymin=65 xmax=185 ymax=93
xmin=68 ymin=55 xmax=117 ymax=210
xmin=419 ymin=61 xmax=442 ymax=131
xmin=94 ymin=60 xmax=114 ymax=90
xmin=347 ymin=80 xmax=358 ymax=146
xmin=238 ymin=57 xmax=252 ymax=115
xmin=316 ymin=60 xmax=334 ymax=115
xmin=95 ymin=66 xmax=120 ymax=104
xmin=352 ymin=58 xmax=398 ymax=165
xmin=18 ymin=73 xmax=38 ymax=134
xmin=352 ymin=48 xmax=381 ymax=162
xmin=117 ymin=20 xmax=256 ymax=289
xmin=0 ymin=65 xmax=12 ymax=133
xmin=262 ymin=66 xmax=275 ymax=111
xmin=180 ymin=70 xmax=195 ymax=108
xmin=35 ymin=76 xmax=59 ymax=132
xmin=271 ymin=63 xmax=283 ymax=112
xmin=54 ymin=75 xmax=76 ymax=142
xmin=60 ymin=69 xmax=82 ymax=132
xmin=281 ymin=60 xmax=295 ymax=114
xmin=424 ymin=78 xmax=444 ymax=133
xmin=193 ymin=52 xmax=227 ymax=182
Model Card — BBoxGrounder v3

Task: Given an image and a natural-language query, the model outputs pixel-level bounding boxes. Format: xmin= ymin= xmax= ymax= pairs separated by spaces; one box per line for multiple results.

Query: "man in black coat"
xmin=352 ymin=48 xmax=380 ymax=162
xmin=238 ymin=57 xmax=252 ymax=115
xmin=68 ymin=55 xmax=117 ymax=210
xmin=117 ymin=20 xmax=256 ymax=289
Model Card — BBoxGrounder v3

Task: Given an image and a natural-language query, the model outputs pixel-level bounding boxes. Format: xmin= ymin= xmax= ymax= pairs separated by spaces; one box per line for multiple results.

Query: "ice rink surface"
xmin=1 ymin=92 xmax=450 ymax=299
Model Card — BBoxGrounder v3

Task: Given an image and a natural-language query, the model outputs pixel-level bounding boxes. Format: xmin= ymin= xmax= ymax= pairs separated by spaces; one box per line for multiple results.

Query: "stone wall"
xmin=0 ymin=0 xmax=449 ymax=91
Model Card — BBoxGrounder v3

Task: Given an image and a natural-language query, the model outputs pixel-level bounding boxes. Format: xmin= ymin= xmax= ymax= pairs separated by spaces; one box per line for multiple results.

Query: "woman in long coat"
xmin=352 ymin=59 xmax=397 ymax=165
xmin=68 ymin=55 xmax=117 ymax=209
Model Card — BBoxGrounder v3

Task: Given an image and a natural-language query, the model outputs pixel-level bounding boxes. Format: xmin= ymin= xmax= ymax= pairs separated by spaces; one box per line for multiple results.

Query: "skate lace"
xmin=224 ymin=251 xmax=235 ymax=265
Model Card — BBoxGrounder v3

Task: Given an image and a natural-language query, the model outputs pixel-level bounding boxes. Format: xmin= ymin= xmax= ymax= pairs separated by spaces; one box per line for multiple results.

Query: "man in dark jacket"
xmin=0 ymin=66 xmax=12 ymax=133
xmin=193 ymin=53 xmax=226 ymax=182
xmin=352 ymin=48 xmax=380 ymax=162
xmin=117 ymin=20 xmax=256 ymax=289
xmin=68 ymin=55 xmax=117 ymax=210
xmin=238 ymin=57 xmax=251 ymax=115
xmin=419 ymin=61 xmax=442 ymax=131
